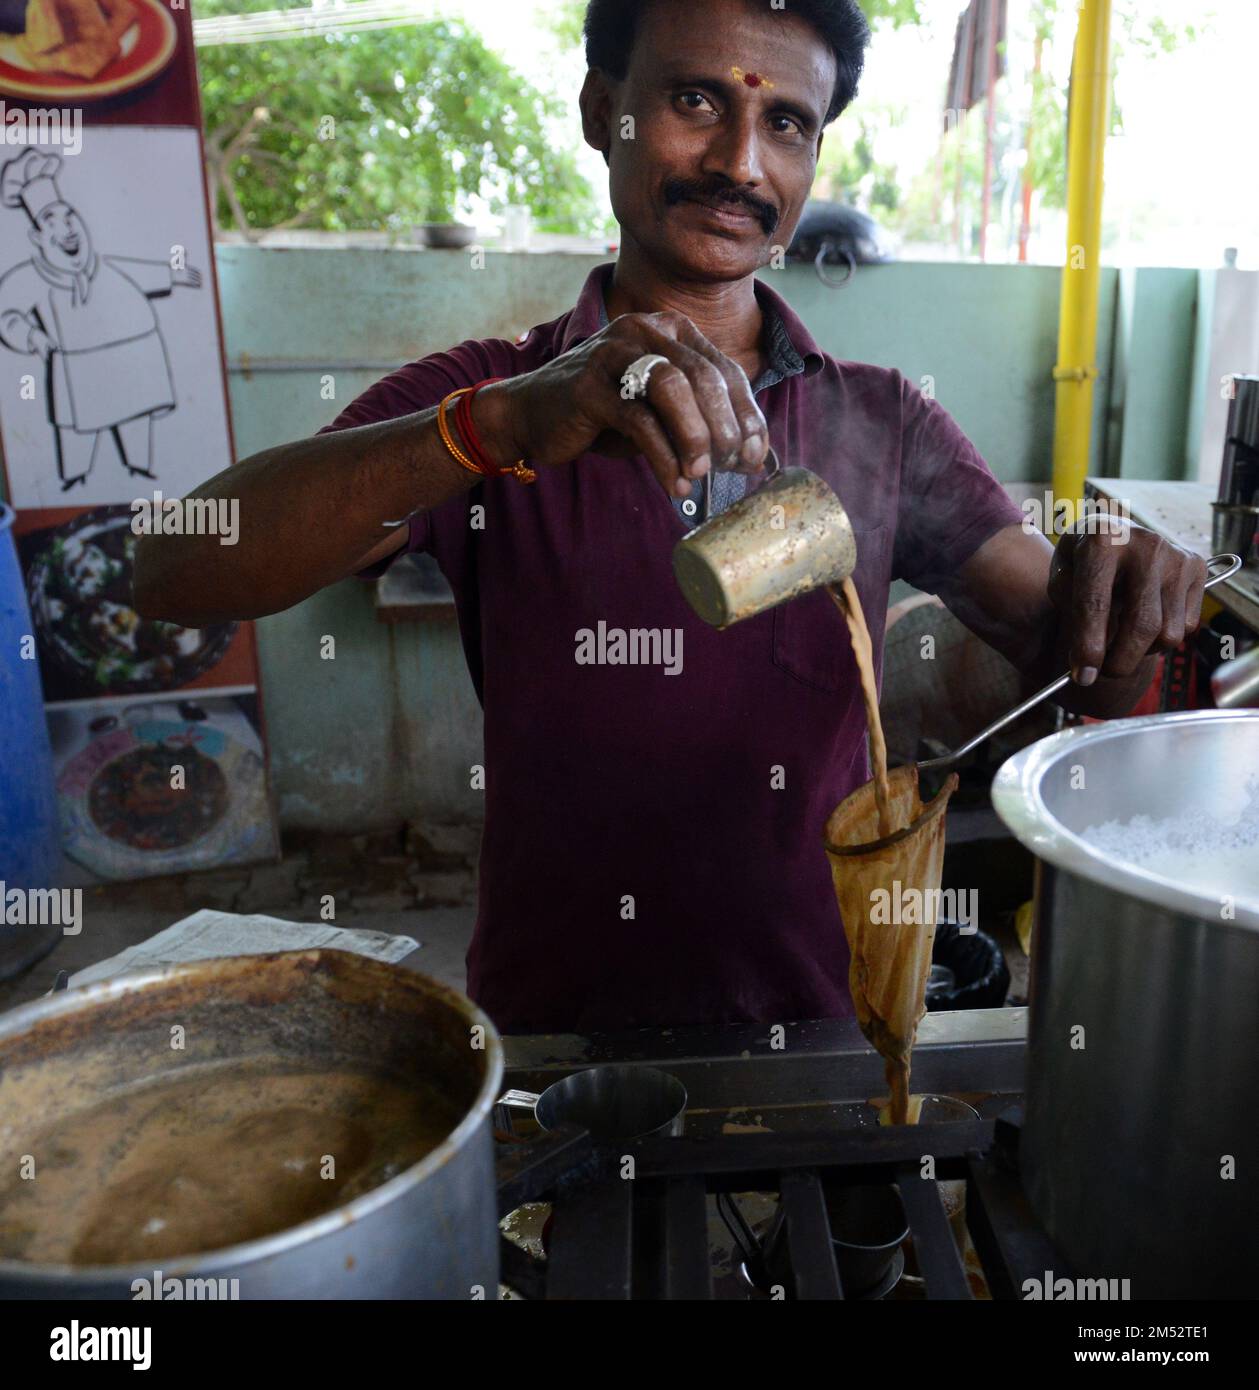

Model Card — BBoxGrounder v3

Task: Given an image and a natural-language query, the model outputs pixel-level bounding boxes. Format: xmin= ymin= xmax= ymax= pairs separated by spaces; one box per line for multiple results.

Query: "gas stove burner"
xmin=494 ymin=1107 xmax=1072 ymax=1300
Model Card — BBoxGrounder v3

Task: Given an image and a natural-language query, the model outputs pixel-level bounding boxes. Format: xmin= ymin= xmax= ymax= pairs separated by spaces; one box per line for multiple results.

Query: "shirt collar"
xmin=559 ymin=262 xmax=825 ymax=381
xmin=757 ymin=304 xmax=806 ymax=391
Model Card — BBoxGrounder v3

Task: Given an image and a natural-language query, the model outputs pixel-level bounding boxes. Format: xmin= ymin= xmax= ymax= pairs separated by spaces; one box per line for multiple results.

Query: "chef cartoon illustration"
xmin=0 ymin=148 xmax=202 ymax=491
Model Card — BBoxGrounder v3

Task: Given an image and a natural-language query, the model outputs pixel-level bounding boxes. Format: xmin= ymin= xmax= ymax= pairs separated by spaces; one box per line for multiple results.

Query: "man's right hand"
xmin=475 ymin=311 xmax=770 ymax=498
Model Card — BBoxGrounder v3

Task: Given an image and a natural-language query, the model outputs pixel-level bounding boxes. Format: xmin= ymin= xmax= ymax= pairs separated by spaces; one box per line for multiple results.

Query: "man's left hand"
xmin=1047 ymin=520 xmax=1208 ymax=687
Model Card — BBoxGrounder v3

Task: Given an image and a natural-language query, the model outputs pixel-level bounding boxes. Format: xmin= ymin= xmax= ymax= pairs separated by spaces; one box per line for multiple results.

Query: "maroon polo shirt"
xmin=320 ymin=264 xmax=1023 ymax=1035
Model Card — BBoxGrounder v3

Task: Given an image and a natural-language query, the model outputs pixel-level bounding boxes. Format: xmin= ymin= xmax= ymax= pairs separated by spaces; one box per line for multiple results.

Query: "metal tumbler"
xmin=672 ymin=466 xmax=857 ymax=628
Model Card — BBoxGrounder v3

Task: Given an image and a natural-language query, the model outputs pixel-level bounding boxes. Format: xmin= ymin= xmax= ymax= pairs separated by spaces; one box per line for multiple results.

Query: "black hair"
xmin=583 ymin=0 xmax=871 ymax=126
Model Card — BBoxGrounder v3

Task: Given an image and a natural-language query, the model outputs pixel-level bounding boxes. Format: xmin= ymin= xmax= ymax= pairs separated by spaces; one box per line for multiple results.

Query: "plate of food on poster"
xmin=0 ymin=0 xmax=176 ymax=101
xmin=23 ymin=505 xmax=238 ymax=699
xmin=54 ymin=698 xmax=274 ymax=879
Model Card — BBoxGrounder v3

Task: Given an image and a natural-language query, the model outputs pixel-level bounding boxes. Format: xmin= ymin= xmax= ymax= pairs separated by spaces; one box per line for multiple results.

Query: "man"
xmin=136 ymin=0 xmax=1205 ymax=1035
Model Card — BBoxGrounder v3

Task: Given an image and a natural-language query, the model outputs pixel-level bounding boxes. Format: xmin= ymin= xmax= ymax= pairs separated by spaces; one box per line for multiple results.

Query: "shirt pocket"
xmin=772 ymin=523 xmax=891 ymax=694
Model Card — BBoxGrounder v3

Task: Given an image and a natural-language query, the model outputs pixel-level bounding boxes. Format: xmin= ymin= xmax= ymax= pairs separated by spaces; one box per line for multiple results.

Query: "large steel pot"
xmin=0 ymin=950 xmax=503 ymax=1299
xmin=993 ymin=709 xmax=1259 ymax=1298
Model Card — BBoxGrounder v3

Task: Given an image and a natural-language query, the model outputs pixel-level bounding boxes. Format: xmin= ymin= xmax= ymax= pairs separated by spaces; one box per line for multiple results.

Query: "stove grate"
xmin=495 ymin=1109 xmax=1069 ymax=1300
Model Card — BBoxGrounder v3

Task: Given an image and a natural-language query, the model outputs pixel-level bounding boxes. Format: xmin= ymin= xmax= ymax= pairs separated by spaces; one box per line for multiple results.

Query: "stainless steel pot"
xmin=993 ymin=710 xmax=1259 ymax=1298
xmin=0 ymin=950 xmax=504 ymax=1300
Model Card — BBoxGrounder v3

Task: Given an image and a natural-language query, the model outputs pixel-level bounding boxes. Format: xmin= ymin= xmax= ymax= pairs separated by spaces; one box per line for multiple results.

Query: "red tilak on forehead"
xmin=731 ymin=65 xmax=775 ymax=90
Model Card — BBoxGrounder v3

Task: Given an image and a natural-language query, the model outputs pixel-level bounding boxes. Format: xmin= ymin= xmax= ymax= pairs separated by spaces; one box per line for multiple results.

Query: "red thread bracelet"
xmin=455 ymin=378 xmax=536 ymax=484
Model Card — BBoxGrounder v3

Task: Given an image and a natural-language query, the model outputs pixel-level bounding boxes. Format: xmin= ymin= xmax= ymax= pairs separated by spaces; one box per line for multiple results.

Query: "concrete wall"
xmin=1108 ymin=267 xmax=1199 ymax=482
xmin=779 ymin=260 xmax=1114 ymax=485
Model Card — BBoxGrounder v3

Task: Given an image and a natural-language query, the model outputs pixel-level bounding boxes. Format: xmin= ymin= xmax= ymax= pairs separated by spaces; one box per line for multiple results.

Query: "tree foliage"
xmin=196 ymin=0 xmax=598 ymax=238
xmin=813 ymin=2 xmax=922 ymax=214
xmin=829 ymin=0 xmax=1208 ymax=253
xmin=194 ymin=0 xmax=1206 ymax=251
xmin=1024 ymin=0 xmax=1208 ymax=212
xmin=860 ymin=0 xmax=924 ymax=24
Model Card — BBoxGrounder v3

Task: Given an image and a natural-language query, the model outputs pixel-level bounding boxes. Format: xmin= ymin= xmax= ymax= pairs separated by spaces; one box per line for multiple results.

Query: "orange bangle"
xmin=437 ymin=389 xmax=482 ymax=476
xmin=437 ymin=385 xmax=536 ymax=484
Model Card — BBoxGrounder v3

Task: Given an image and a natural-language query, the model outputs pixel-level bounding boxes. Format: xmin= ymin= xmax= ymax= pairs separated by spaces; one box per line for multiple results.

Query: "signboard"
xmin=0 ymin=1 xmax=279 ymax=882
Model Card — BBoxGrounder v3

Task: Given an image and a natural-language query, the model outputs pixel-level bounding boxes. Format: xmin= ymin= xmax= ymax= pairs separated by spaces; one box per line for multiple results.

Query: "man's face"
xmin=32 ymin=203 xmax=91 ymax=273
xmin=585 ymin=0 xmax=836 ymax=284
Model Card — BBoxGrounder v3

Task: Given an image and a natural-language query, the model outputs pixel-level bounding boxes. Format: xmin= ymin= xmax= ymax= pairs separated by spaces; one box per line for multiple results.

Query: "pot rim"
xmin=992 ymin=708 xmax=1259 ymax=934
xmin=0 ymin=949 xmax=505 ymax=1284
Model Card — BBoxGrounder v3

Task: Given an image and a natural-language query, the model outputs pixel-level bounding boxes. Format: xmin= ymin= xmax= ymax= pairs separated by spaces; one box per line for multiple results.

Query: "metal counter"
xmin=502 ymin=1006 xmax=1027 ymax=1133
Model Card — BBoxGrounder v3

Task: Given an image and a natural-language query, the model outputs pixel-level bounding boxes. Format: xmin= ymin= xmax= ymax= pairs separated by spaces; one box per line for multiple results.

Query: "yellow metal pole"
xmin=1051 ymin=0 xmax=1113 ymax=512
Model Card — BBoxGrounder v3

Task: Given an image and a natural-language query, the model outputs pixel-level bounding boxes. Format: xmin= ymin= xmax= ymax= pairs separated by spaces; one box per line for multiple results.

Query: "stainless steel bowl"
xmin=993 ymin=710 xmax=1259 ymax=1297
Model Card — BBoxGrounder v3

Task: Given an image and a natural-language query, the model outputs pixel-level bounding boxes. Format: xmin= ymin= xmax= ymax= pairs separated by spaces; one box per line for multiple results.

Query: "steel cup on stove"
xmin=495 ymin=1064 xmax=686 ymax=1142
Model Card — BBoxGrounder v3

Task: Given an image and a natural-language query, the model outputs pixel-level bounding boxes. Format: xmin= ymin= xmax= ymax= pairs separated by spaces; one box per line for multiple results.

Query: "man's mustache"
xmin=663 ymin=177 xmax=779 ymax=235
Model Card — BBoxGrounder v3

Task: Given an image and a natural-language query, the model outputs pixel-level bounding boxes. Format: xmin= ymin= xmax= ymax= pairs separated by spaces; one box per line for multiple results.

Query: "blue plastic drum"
xmin=0 ymin=501 xmax=60 ymax=888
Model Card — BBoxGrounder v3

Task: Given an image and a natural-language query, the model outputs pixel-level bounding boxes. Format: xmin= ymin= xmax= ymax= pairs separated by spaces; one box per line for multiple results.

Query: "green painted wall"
xmin=218 ymin=248 xmax=608 ymax=462
xmin=1107 ymin=267 xmax=1199 ymax=482
xmin=780 ymin=261 xmax=1114 ymax=484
